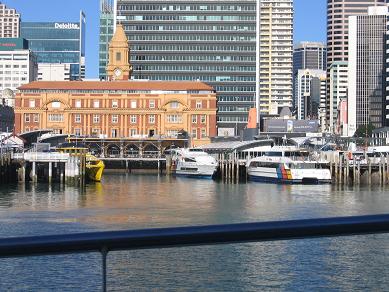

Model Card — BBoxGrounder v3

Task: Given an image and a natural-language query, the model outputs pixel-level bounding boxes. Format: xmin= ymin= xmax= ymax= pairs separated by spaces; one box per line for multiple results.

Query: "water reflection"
xmin=0 ymin=173 xmax=389 ymax=290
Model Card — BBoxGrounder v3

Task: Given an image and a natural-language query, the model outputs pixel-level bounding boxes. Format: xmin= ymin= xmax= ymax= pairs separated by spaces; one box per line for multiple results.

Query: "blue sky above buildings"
xmin=5 ymin=0 xmax=326 ymax=78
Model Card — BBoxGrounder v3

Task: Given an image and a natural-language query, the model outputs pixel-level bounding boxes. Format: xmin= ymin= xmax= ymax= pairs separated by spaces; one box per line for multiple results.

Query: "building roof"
xmin=18 ymin=80 xmax=215 ymax=92
xmin=110 ymin=24 xmax=128 ymax=44
xmin=198 ymin=139 xmax=274 ymax=153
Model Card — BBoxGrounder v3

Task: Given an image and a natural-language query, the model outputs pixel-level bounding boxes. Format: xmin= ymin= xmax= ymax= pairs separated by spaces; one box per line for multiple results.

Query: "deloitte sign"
xmin=54 ymin=23 xmax=79 ymax=29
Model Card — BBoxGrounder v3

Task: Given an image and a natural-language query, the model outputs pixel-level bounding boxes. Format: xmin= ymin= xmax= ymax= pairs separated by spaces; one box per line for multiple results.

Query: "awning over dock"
xmin=198 ymin=139 xmax=274 ymax=154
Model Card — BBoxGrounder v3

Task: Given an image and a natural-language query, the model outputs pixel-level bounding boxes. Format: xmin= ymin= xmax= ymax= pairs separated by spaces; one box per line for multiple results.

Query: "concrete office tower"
xmin=295 ymin=69 xmax=326 ymax=120
xmin=0 ymin=2 xmax=20 ymax=38
xmin=293 ymin=42 xmax=327 ymax=118
xmin=328 ymin=61 xmax=348 ymax=133
xmin=37 ymin=64 xmax=72 ymax=81
xmin=0 ymin=38 xmax=37 ymax=104
xmin=293 ymin=42 xmax=327 ymax=73
xmin=386 ymin=8 xmax=389 ymax=126
xmin=21 ymin=11 xmax=86 ymax=81
xmin=327 ymin=0 xmax=386 ymax=65
xmin=258 ymin=0 xmax=293 ymax=116
xmin=99 ymin=0 xmax=115 ymax=80
xmin=0 ymin=49 xmax=37 ymax=90
xmin=326 ymin=0 xmax=386 ymax=127
xmin=348 ymin=6 xmax=388 ymax=136
xmin=114 ymin=0 xmax=292 ymax=135
xmin=315 ymin=76 xmax=327 ymax=132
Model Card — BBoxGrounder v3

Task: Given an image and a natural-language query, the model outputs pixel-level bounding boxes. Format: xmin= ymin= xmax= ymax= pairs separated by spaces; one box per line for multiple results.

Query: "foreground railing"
xmin=0 ymin=214 xmax=388 ymax=291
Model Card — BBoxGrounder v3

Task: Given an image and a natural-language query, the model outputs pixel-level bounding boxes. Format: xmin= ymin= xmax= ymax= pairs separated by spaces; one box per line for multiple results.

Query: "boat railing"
xmin=0 ymin=214 xmax=388 ymax=291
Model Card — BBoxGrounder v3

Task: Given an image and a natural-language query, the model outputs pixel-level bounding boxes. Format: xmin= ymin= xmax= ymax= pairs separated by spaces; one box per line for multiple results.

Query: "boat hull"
xmin=247 ymin=167 xmax=332 ymax=185
xmin=248 ymin=175 xmax=332 ymax=184
xmin=173 ymin=162 xmax=217 ymax=179
xmin=86 ymin=161 xmax=105 ymax=182
xmin=174 ymin=172 xmax=214 ymax=179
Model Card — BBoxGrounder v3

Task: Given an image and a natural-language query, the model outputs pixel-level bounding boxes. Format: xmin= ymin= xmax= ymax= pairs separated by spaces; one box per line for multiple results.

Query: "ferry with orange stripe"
xmin=246 ymin=147 xmax=332 ymax=184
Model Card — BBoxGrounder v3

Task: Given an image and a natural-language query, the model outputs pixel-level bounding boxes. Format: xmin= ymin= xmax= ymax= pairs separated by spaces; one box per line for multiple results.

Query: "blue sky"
xmin=5 ymin=0 xmax=326 ymax=78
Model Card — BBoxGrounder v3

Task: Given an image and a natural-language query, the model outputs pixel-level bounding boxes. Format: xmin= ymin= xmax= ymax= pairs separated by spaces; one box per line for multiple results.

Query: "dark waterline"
xmin=0 ymin=173 xmax=388 ymax=291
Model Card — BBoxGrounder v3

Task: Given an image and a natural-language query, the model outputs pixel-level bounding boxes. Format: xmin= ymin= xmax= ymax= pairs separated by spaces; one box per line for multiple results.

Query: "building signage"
xmin=0 ymin=43 xmax=16 ymax=47
xmin=0 ymin=38 xmax=28 ymax=51
xmin=55 ymin=23 xmax=79 ymax=29
xmin=264 ymin=119 xmax=319 ymax=133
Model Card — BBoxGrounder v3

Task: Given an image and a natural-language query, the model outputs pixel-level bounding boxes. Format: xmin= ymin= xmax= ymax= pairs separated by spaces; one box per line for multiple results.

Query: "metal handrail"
xmin=12 ymin=152 xmax=70 ymax=161
xmin=0 ymin=214 xmax=388 ymax=291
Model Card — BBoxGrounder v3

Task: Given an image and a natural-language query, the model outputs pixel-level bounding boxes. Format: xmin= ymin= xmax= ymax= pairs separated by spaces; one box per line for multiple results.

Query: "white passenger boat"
xmin=246 ymin=147 xmax=331 ymax=184
xmin=170 ymin=148 xmax=217 ymax=178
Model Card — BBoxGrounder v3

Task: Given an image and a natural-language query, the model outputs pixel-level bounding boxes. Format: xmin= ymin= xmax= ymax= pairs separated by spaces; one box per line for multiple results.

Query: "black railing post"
xmin=101 ymin=247 xmax=108 ymax=292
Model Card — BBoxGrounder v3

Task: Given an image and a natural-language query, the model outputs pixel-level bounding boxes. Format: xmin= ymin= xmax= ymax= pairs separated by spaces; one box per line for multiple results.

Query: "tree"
xmin=354 ymin=123 xmax=375 ymax=138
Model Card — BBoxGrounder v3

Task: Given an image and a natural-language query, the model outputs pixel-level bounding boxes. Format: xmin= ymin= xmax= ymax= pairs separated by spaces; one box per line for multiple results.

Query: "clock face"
xmin=114 ymin=68 xmax=122 ymax=77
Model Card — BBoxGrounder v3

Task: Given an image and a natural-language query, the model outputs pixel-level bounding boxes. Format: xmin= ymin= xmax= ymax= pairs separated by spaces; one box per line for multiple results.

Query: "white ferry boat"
xmin=246 ymin=147 xmax=331 ymax=184
xmin=170 ymin=148 xmax=217 ymax=178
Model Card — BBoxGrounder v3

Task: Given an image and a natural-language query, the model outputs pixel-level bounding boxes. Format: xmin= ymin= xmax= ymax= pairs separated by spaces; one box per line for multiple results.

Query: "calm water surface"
xmin=0 ymin=173 xmax=388 ymax=291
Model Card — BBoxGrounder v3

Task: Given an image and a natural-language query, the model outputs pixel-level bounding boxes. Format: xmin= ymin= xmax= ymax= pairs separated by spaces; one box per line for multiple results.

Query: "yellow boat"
xmin=85 ymin=153 xmax=105 ymax=182
xmin=56 ymin=144 xmax=105 ymax=182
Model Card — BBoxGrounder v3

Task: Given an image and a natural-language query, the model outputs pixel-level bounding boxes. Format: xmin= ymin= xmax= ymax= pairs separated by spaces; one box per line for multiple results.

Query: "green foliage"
xmin=354 ymin=123 xmax=375 ymax=137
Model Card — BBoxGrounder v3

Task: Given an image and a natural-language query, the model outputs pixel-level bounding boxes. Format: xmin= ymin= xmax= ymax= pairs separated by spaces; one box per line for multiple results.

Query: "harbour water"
xmin=0 ymin=173 xmax=389 ymax=291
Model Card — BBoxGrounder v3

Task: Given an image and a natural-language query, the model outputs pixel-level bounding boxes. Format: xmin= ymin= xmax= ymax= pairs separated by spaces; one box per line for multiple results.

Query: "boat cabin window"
xmin=290 ymin=163 xmax=316 ymax=169
xmin=264 ymin=151 xmax=283 ymax=157
xmin=188 ymin=149 xmax=204 ymax=152
xmin=367 ymin=152 xmax=389 ymax=158
xmin=249 ymin=161 xmax=280 ymax=168
xmin=184 ymin=158 xmax=196 ymax=162
xmin=284 ymin=151 xmax=309 ymax=157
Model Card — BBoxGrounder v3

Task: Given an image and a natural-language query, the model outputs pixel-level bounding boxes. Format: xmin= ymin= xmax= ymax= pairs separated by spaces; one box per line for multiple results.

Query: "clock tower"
xmin=106 ymin=24 xmax=133 ymax=81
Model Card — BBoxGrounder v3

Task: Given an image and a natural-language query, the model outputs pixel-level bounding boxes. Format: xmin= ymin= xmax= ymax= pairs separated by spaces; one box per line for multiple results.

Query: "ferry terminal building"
xmin=14 ymin=25 xmax=217 ymax=146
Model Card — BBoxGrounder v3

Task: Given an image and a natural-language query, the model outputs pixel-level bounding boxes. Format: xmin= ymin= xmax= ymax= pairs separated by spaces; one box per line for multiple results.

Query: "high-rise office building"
xmin=328 ymin=61 xmax=348 ymax=133
xmin=295 ymin=69 xmax=326 ymax=120
xmin=327 ymin=0 xmax=386 ymax=65
xmin=0 ymin=38 xmax=38 ymax=104
xmin=326 ymin=0 xmax=386 ymax=128
xmin=258 ymin=0 xmax=293 ymax=116
xmin=112 ymin=0 xmax=255 ymax=135
xmin=99 ymin=0 xmax=115 ymax=80
xmin=108 ymin=0 xmax=293 ymax=135
xmin=313 ymin=75 xmax=327 ymax=132
xmin=20 ymin=11 xmax=86 ymax=81
xmin=386 ymin=8 xmax=389 ymax=127
xmin=37 ymin=64 xmax=72 ymax=81
xmin=293 ymin=42 xmax=327 ymax=118
xmin=348 ymin=6 xmax=388 ymax=136
xmin=0 ymin=2 xmax=20 ymax=38
xmin=293 ymin=42 xmax=326 ymax=75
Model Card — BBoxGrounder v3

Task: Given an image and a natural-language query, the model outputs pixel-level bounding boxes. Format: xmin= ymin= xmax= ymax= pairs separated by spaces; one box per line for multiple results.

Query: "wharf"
xmin=0 ymin=148 xmax=15 ymax=184
xmin=216 ymin=150 xmax=389 ymax=185
xmin=321 ymin=151 xmax=389 ymax=185
xmin=11 ymin=151 xmax=86 ymax=185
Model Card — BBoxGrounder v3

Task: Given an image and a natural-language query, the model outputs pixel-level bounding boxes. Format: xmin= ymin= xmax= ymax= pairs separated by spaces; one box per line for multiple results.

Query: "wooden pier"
xmin=322 ymin=152 xmax=389 ymax=185
xmin=217 ymin=152 xmax=247 ymax=184
xmin=11 ymin=152 xmax=86 ymax=185
xmin=0 ymin=150 xmax=16 ymax=184
xmin=217 ymin=150 xmax=389 ymax=185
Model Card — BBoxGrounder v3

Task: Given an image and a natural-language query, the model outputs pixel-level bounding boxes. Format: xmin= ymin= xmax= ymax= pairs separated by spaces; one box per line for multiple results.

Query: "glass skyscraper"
xmin=20 ymin=11 xmax=86 ymax=80
xmin=99 ymin=0 xmax=115 ymax=80
xmin=101 ymin=0 xmax=257 ymax=135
